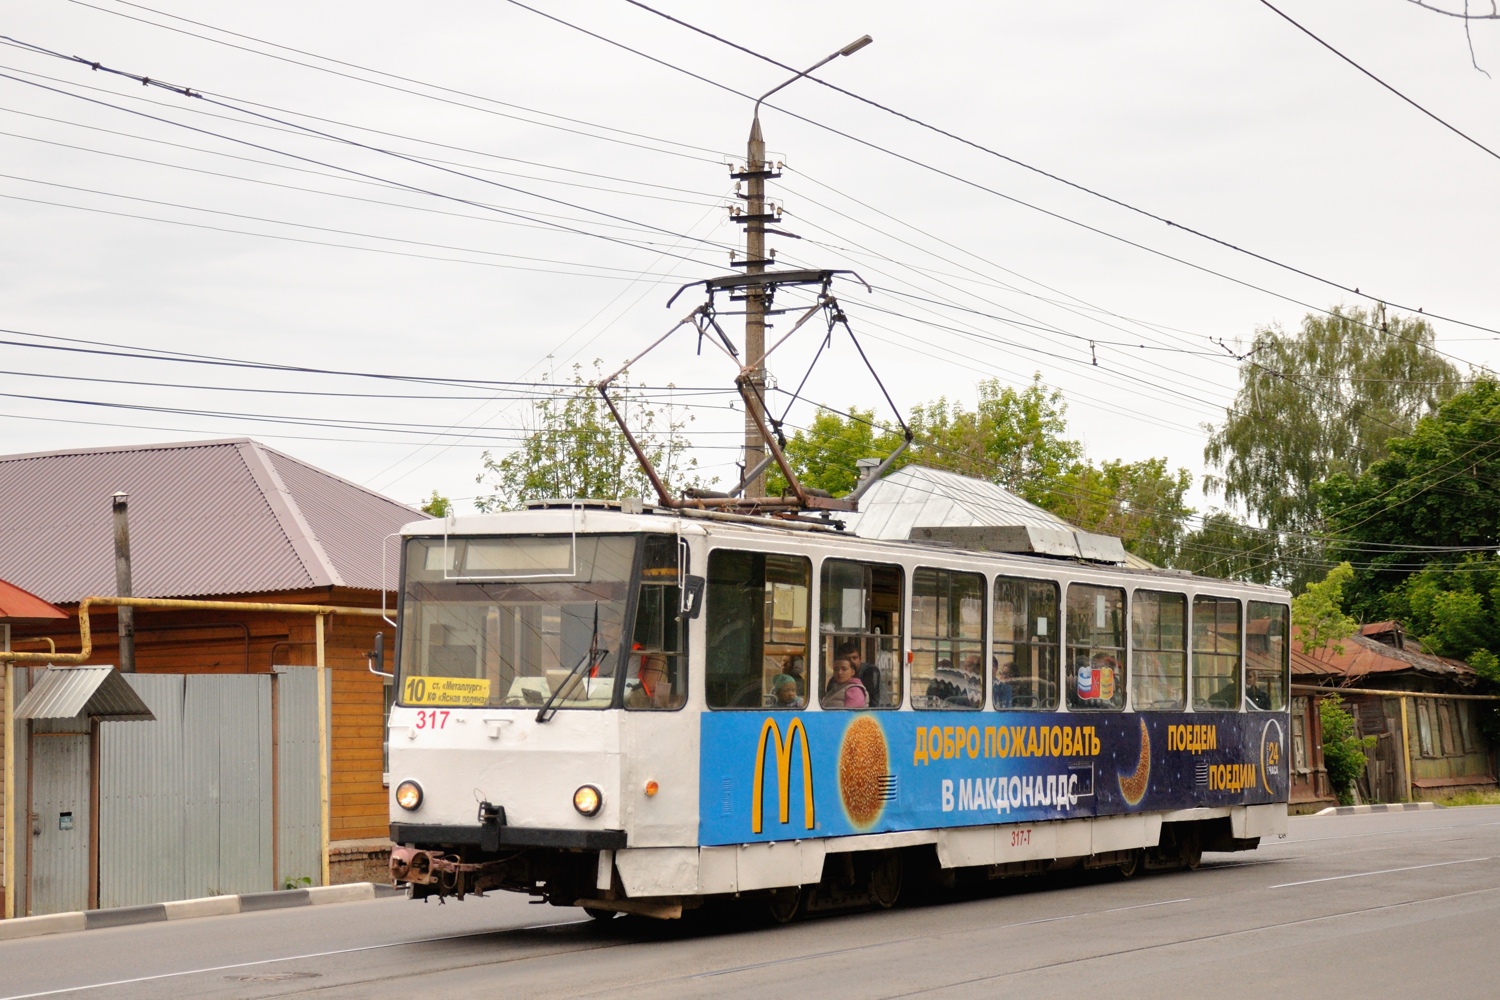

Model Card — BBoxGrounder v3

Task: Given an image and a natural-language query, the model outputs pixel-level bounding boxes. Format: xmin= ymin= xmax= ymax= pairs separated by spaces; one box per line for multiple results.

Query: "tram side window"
xmin=819 ymin=560 xmax=903 ymax=709
xmin=993 ymin=576 xmax=1060 ymax=711
xmin=1245 ymin=601 xmax=1289 ymax=711
xmin=625 ymin=535 xmax=687 ymax=711
xmin=1066 ymin=584 xmax=1126 ymax=711
xmin=1131 ymin=590 xmax=1186 ymax=710
xmin=912 ymin=568 xmax=985 ymax=710
xmin=1192 ymin=596 xmax=1242 ymax=711
xmin=705 ymin=549 xmax=811 ymax=709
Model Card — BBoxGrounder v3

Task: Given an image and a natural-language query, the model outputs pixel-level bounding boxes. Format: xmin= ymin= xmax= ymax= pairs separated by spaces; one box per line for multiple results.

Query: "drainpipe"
xmin=3 ymin=622 xmax=12 ymax=920
xmin=111 ymin=493 xmax=135 ymax=673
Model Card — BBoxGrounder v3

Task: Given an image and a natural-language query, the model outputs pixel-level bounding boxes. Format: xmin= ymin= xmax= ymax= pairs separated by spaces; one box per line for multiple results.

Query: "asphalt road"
xmin=4 ymin=807 xmax=1500 ymax=999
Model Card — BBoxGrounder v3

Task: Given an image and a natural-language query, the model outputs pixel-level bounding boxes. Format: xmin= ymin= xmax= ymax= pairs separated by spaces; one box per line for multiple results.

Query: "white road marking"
xmin=0 ymin=918 xmax=591 ymax=1000
xmin=1270 ymin=857 xmax=1491 ymax=888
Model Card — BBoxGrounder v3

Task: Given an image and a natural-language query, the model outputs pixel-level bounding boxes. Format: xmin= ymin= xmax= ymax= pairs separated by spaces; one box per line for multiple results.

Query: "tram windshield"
xmin=397 ymin=534 xmax=637 ymax=710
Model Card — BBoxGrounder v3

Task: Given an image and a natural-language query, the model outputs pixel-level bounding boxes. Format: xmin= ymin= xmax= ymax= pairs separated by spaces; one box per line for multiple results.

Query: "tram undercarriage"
xmin=389 ymin=816 xmax=1263 ymax=921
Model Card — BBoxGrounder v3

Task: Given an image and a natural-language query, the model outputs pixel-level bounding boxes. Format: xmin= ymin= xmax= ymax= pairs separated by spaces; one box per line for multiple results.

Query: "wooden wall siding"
xmin=7 ymin=587 xmax=396 ymax=843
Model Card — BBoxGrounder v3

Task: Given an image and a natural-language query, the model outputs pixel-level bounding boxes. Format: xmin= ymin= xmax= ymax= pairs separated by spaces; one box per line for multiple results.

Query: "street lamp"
xmin=738 ymin=35 xmax=872 ymax=499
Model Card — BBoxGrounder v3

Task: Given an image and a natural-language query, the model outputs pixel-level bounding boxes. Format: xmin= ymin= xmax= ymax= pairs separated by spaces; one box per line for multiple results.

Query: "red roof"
xmin=1292 ymin=625 xmax=1474 ymax=686
xmin=0 ymin=578 xmax=66 ymax=620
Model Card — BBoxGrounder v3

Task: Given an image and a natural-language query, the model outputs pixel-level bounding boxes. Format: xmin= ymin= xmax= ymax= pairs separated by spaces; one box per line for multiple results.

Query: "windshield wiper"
xmin=536 ymin=602 xmax=605 ymax=723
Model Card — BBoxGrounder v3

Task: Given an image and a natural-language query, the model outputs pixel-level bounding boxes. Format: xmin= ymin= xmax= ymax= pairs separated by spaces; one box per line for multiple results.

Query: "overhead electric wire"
xmin=1257 ymin=0 xmax=1500 ymax=166
xmin=0 ymin=51 xmax=725 ymax=268
xmin=617 ymin=0 xmax=1500 ymax=349
xmin=67 ymin=0 xmax=729 ymax=162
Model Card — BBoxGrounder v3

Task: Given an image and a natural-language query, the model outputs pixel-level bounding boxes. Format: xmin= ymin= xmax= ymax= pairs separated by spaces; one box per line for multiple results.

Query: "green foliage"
xmin=1204 ymin=305 xmax=1461 ymax=588
xmin=907 ymin=374 xmax=1083 ymax=507
xmin=474 ymin=364 xmax=699 ymax=512
xmin=1175 ymin=510 xmax=1279 ymax=584
xmin=419 ymin=491 xmax=452 ymax=519
xmin=1048 ymin=457 xmax=1194 ymax=567
xmin=1293 ymin=562 xmax=1359 ymax=655
xmin=767 ymin=406 xmax=903 ymax=497
xmin=1322 ymin=377 xmax=1500 ymax=614
xmin=282 ymin=875 xmax=312 ymax=890
xmin=1319 ymin=694 xmax=1376 ymax=806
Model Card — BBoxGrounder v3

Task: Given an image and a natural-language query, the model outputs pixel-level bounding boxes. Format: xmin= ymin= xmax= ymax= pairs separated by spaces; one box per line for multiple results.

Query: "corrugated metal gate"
xmin=95 ymin=671 xmax=324 ymax=909
xmin=28 ymin=718 xmax=91 ymax=915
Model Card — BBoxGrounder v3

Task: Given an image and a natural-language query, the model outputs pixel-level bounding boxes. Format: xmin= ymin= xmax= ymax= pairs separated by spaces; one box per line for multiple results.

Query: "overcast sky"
xmin=3 ymin=0 xmax=1498 ymax=515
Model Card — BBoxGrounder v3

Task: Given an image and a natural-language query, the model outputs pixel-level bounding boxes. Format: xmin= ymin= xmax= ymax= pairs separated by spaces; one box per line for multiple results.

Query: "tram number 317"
xmin=1011 ymin=828 xmax=1032 ymax=848
xmin=412 ymin=709 xmax=450 ymax=730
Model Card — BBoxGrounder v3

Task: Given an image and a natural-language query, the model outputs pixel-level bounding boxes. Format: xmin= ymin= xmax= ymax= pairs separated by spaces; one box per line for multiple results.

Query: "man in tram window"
xmin=838 ymin=640 xmax=880 ymax=706
xmin=626 ymin=650 xmax=682 ymax=710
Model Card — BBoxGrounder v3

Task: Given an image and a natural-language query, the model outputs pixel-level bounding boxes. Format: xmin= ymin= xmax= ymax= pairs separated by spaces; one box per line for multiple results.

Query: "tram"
xmin=385 ymin=499 xmax=1290 ymax=919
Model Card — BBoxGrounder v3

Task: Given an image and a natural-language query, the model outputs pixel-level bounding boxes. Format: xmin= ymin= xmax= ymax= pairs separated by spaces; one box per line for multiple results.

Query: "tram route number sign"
xmin=402 ymin=676 xmax=491 ymax=706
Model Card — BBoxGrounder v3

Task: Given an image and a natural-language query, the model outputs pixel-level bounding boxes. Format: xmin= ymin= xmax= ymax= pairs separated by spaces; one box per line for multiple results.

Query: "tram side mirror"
xmin=679 ymin=575 xmax=706 ymax=620
xmin=368 ymin=631 xmax=393 ymax=678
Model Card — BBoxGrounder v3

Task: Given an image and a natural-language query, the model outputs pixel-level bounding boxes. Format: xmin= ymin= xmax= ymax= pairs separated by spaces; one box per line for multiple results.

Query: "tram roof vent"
xmin=909 ymin=525 xmax=1128 ymax=565
xmin=521 ymin=498 xmax=655 ymax=513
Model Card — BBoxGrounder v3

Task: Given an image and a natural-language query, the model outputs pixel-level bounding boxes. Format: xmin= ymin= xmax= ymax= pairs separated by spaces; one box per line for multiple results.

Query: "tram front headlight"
xmin=395 ymin=780 xmax=424 ymax=811
xmin=573 ymin=784 xmax=602 ymax=817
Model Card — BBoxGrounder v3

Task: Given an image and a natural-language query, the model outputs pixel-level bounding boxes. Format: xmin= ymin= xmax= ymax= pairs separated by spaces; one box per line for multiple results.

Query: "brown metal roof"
xmin=1292 ymin=628 xmax=1476 ymax=687
xmin=0 ymin=578 xmax=67 ymax=619
xmin=0 ymin=438 xmax=417 ymax=603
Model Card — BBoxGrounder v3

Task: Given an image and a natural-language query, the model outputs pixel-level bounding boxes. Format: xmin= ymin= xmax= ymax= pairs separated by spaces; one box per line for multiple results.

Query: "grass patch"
xmin=1432 ymin=790 xmax=1500 ymax=807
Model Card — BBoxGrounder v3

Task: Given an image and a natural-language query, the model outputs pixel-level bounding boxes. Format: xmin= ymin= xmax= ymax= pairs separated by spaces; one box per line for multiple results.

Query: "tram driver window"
xmin=993 ymin=576 xmax=1060 ymax=711
xmin=1192 ymin=596 xmax=1242 ymax=711
xmin=1066 ymin=584 xmax=1126 ymax=711
xmin=1245 ymin=601 xmax=1289 ymax=711
xmin=625 ymin=535 xmax=687 ymax=711
xmin=912 ymin=568 xmax=985 ymax=710
xmin=1131 ymin=590 xmax=1186 ymax=710
xmin=705 ymin=549 xmax=811 ymax=709
xmin=819 ymin=560 xmax=903 ymax=709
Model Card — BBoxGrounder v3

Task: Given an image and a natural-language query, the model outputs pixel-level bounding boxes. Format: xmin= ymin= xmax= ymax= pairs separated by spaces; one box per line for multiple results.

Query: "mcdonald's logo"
xmin=751 ymin=717 xmax=815 ymax=835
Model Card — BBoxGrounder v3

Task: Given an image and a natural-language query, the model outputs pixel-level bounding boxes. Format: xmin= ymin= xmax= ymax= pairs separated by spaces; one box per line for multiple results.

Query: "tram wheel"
xmin=869 ymin=851 xmax=903 ymax=909
xmin=1115 ymin=849 xmax=1142 ymax=879
xmin=1180 ymin=837 xmax=1203 ymax=871
xmin=583 ymin=906 xmax=619 ymax=922
xmin=766 ymin=886 xmax=803 ymax=924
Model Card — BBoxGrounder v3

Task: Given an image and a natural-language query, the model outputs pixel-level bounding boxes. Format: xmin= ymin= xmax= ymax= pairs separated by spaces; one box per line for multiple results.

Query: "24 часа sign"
xmin=698 ymin=711 xmax=1286 ymax=846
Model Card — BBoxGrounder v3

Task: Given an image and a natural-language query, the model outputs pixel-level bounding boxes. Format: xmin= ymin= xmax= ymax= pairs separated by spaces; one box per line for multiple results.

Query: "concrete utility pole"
xmin=737 ymin=35 xmax=871 ymax=498
xmin=111 ymin=492 xmax=135 ymax=673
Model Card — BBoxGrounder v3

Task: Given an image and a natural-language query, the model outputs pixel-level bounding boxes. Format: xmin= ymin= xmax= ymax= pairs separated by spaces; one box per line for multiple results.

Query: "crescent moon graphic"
xmin=1117 ymin=718 xmax=1150 ymax=806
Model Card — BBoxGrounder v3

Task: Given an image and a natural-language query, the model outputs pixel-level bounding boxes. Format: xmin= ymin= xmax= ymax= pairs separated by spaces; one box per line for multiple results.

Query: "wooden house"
xmin=0 ymin=438 xmax=417 ymax=889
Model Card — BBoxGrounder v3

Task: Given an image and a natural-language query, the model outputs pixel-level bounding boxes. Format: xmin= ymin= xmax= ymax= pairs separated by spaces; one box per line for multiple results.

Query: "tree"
xmin=1293 ymin=562 xmax=1359 ymax=656
xmin=1320 ymin=694 xmax=1377 ymax=806
xmin=1175 ymin=510 xmax=1279 ymax=584
xmin=908 ymin=374 xmax=1082 ymax=507
xmin=1203 ymin=305 xmax=1462 ymax=588
xmin=767 ymin=406 xmax=904 ymax=497
xmin=1048 ymin=457 xmax=1194 ymax=567
xmin=419 ymin=491 xmax=452 ymax=518
xmin=1321 ymin=377 xmax=1500 ymax=615
xmin=474 ymin=365 xmax=699 ymax=512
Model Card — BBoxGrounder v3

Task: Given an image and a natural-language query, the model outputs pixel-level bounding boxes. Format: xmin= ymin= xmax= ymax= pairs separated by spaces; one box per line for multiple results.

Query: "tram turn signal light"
xmin=645 ymin=780 xmax=659 ymax=797
xmin=395 ymin=780 xmax=423 ymax=811
xmin=573 ymin=784 xmax=602 ymax=817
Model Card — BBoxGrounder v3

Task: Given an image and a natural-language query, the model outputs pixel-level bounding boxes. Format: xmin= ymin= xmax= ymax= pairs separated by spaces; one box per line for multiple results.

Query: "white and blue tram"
xmin=387 ymin=501 xmax=1290 ymax=919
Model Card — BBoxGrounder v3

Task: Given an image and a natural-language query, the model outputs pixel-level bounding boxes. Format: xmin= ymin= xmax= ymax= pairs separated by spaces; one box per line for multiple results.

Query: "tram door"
xmin=28 ymin=722 xmax=92 ymax=915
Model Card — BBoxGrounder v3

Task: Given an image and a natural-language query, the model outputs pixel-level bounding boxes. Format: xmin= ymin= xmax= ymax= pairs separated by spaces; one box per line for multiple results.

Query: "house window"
xmin=1291 ymin=697 xmax=1309 ymax=772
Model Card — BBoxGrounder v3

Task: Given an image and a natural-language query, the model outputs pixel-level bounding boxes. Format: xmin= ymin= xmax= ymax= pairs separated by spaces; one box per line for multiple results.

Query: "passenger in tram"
xmin=1244 ymin=677 xmax=1272 ymax=710
xmin=994 ymin=656 xmax=1014 ymax=709
xmin=781 ymin=653 xmax=808 ymax=698
xmin=838 ymin=640 xmax=881 ymax=706
xmin=769 ymin=673 xmax=804 ymax=709
xmin=625 ymin=650 xmax=681 ymax=709
xmin=821 ymin=657 xmax=868 ymax=709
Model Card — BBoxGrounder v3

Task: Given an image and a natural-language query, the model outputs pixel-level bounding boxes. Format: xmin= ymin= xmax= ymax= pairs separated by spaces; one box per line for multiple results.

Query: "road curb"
xmin=1314 ymin=802 xmax=1438 ymax=816
xmin=0 ymin=882 xmax=404 ymax=942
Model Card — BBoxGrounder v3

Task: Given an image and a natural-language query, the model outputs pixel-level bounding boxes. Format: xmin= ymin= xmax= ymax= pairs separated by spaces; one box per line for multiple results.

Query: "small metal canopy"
xmin=14 ymin=665 xmax=155 ymax=722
